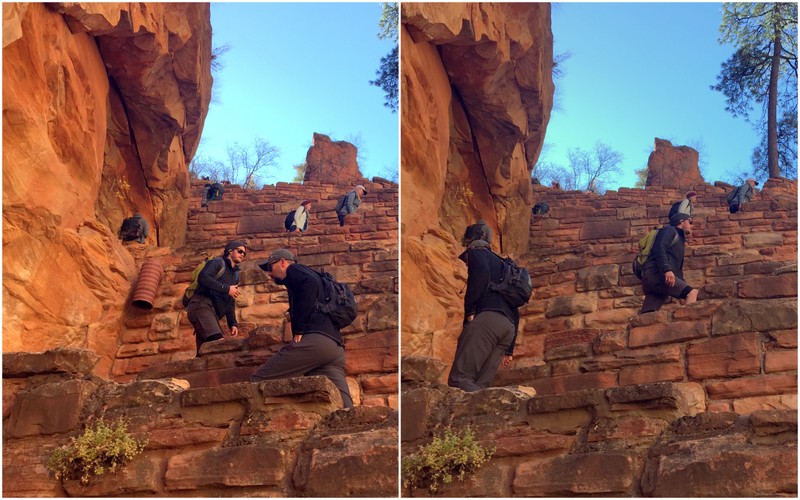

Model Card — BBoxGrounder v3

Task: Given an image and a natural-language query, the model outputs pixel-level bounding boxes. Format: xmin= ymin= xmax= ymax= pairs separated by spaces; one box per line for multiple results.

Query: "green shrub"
xmin=402 ymin=427 xmax=494 ymax=495
xmin=47 ymin=418 xmax=148 ymax=484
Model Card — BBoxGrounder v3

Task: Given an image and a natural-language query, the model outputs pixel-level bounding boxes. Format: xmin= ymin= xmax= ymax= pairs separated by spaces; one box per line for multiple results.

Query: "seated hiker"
xmin=186 ymin=240 xmax=244 ymax=355
xmin=335 ymin=185 xmax=367 ymax=226
xmin=727 ymin=178 xmax=757 ymax=213
xmin=639 ymin=213 xmax=698 ymax=314
xmin=585 ymin=179 xmax=598 ymax=194
xmin=285 ymin=200 xmax=312 ymax=233
xmin=252 ymin=249 xmax=354 ymax=408
xmin=118 ymin=213 xmax=149 ymax=243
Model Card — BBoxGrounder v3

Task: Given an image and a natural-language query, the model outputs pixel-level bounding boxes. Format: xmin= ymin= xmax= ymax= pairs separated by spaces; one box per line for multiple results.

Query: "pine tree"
xmin=712 ymin=2 xmax=797 ymax=179
xmin=370 ymin=3 xmax=399 ymax=113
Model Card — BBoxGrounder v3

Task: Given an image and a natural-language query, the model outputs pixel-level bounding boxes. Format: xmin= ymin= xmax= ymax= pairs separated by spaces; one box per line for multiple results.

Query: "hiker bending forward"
xmin=336 ymin=185 xmax=366 ymax=226
xmin=640 ymin=213 xmax=698 ymax=313
xmin=251 ymin=249 xmax=353 ymax=408
xmin=448 ymin=223 xmax=519 ymax=392
xmin=186 ymin=240 xmax=244 ymax=354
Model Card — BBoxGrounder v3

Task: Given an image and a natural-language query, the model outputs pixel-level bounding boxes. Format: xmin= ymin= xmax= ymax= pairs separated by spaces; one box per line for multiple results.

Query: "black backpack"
xmin=668 ymin=201 xmax=682 ymax=219
xmin=484 ymin=250 xmax=533 ymax=309
xmin=284 ymin=210 xmax=296 ymax=231
xmin=532 ymin=202 xmax=549 ymax=215
xmin=306 ymin=266 xmax=357 ymax=329
xmin=209 ymin=183 xmax=224 ymax=200
xmin=118 ymin=216 xmax=143 ymax=241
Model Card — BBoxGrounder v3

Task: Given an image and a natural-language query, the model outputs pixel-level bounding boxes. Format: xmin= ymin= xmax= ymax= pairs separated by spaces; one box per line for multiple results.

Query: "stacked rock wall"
xmin=4 ymin=348 xmax=397 ymax=497
xmin=116 ymin=179 xmax=399 ymax=408
xmin=402 ymin=179 xmax=797 ymax=496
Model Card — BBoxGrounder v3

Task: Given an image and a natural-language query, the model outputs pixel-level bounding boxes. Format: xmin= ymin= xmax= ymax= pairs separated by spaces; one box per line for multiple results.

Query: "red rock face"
xmin=2 ymin=3 xmax=212 ymax=370
xmin=646 ymin=138 xmax=705 ymax=190
xmin=304 ymin=133 xmax=364 ymax=184
xmin=400 ymin=3 xmax=554 ymax=359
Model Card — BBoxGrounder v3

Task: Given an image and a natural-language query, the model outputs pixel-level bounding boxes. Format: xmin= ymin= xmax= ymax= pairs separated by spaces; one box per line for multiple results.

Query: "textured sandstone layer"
xmin=304 ymin=132 xmax=365 ymax=184
xmin=401 ymin=2 xmax=554 ymax=359
xmin=3 ymin=348 xmax=398 ymax=497
xmin=2 ymin=3 xmax=212 ymax=369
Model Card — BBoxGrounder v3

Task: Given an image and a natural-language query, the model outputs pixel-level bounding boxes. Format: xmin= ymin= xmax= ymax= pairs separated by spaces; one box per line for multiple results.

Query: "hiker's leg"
xmin=306 ymin=342 xmax=353 ymax=408
xmin=250 ymin=334 xmax=330 ymax=382
xmin=447 ymin=312 xmax=499 ymax=392
xmin=186 ymin=297 xmax=223 ymax=355
xmin=474 ymin=313 xmax=516 ymax=389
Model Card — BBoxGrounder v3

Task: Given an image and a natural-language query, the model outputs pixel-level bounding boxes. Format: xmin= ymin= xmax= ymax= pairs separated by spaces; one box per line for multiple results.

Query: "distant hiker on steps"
xmin=118 ymin=213 xmax=149 ymax=243
xmin=335 ymin=185 xmax=367 ymax=226
xmin=727 ymin=178 xmax=758 ymax=214
xmin=669 ymin=190 xmax=697 ymax=218
xmin=252 ymin=249 xmax=354 ymax=408
xmin=201 ymin=182 xmax=225 ymax=207
xmin=639 ymin=213 xmax=698 ymax=314
xmin=285 ymin=200 xmax=312 ymax=233
xmin=186 ymin=240 xmax=245 ymax=355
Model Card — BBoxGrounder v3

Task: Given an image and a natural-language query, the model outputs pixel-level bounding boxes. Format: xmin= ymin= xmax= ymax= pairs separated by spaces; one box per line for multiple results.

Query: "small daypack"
xmin=305 ymin=265 xmax=358 ymax=329
xmin=632 ymin=227 xmax=679 ymax=279
xmin=284 ymin=210 xmax=296 ymax=231
xmin=182 ymin=257 xmax=226 ymax=307
xmin=532 ymin=202 xmax=549 ymax=215
xmin=484 ymin=250 xmax=533 ymax=309
xmin=668 ymin=201 xmax=682 ymax=219
xmin=726 ymin=186 xmax=740 ymax=204
xmin=334 ymin=194 xmax=347 ymax=214
xmin=118 ymin=216 xmax=143 ymax=241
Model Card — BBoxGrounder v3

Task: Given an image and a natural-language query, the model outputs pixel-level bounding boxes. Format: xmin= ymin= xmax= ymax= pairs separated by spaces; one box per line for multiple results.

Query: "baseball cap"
xmin=258 ymin=248 xmax=295 ymax=271
xmin=355 ymin=184 xmax=368 ymax=195
xmin=685 ymin=191 xmax=697 ymax=198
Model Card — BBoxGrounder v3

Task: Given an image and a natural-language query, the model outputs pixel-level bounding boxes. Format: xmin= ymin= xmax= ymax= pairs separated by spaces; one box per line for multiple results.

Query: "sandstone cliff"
xmin=2 ymin=3 xmax=212 ymax=369
xmin=401 ymin=3 xmax=554 ymax=359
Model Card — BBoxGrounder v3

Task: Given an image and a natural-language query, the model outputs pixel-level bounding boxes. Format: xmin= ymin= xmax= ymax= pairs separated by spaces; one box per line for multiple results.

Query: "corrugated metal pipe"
xmin=132 ymin=259 xmax=164 ymax=309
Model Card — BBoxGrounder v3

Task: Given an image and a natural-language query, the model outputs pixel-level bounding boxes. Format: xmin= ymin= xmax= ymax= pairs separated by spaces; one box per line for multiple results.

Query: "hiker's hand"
xmin=294 ymin=228 xmax=301 ymax=233
xmin=228 ymin=285 xmax=240 ymax=298
xmin=502 ymin=355 xmax=513 ymax=367
xmin=664 ymin=271 xmax=676 ymax=287
xmin=230 ymin=326 xmax=239 ymax=337
xmin=293 ymin=334 xmax=303 ymax=343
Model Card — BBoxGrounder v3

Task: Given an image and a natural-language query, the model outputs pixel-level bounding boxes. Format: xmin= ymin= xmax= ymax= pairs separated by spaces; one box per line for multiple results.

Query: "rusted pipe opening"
xmin=132 ymin=259 xmax=165 ymax=309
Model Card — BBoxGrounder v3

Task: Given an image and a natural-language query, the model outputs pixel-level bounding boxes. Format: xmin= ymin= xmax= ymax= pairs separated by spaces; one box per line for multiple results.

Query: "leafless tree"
xmin=225 ymin=137 xmax=280 ymax=188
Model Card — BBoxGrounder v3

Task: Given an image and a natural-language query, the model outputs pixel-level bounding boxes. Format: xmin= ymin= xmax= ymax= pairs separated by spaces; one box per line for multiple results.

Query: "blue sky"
xmin=543 ymin=2 xmax=773 ymax=189
xmin=198 ymin=3 xmax=398 ymax=184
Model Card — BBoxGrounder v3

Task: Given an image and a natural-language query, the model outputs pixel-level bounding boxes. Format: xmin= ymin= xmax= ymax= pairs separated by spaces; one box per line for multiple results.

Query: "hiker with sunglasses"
xmin=639 ymin=213 xmax=698 ymax=313
xmin=186 ymin=240 xmax=246 ymax=354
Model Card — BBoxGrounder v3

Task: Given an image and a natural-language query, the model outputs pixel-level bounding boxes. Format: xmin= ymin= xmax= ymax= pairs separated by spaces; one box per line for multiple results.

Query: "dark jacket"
xmin=283 ymin=263 xmax=343 ymax=346
xmin=644 ymin=225 xmax=686 ymax=279
xmin=459 ymin=240 xmax=520 ymax=355
xmin=196 ymin=257 xmax=239 ymax=329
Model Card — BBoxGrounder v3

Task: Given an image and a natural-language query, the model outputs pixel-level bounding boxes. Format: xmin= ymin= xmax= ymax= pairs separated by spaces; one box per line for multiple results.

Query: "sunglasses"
xmin=235 ymin=248 xmax=247 ymax=256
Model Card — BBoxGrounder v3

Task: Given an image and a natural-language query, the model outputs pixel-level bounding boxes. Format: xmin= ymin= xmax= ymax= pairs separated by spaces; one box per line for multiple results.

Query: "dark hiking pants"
xmin=640 ymin=265 xmax=693 ymax=313
xmin=186 ymin=295 xmax=224 ymax=354
xmin=250 ymin=333 xmax=353 ymax=408
xmin=448 ymin=311 xmax=515 ymax=392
